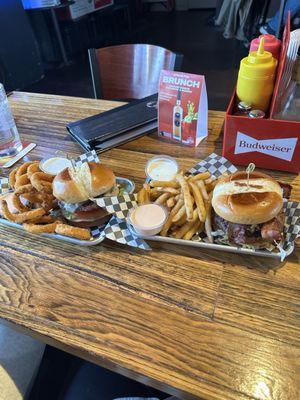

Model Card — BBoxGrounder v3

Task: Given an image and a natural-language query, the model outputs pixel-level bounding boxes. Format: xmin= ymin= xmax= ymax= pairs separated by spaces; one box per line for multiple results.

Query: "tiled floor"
xmin=25 ymin=10 xmax=248 ymax=110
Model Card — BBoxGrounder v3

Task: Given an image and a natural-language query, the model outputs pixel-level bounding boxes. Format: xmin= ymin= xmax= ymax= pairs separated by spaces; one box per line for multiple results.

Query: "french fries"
xmin=183 ymin=220 xmax=203 ymax=240
xmin=155 ymin=192 xmax=171 ymax=205
xmin=176 ymin=174 xmax=194 ymax=221
xmin=160 ymin=198 xmax=184 ymax=236
xmin=150 ymin=180 xmax=179 ymax=189
xmin=137 ymin=187 xmax=150 ymax=205
xmin=196 ymin=179 xmax=209 ymax=201
xmin=172 ymin=204 xmax=186 ymax=223
xmin=137 ymin=169 xmax=214 ymax=241
xmin=188 ymin=171 xmax=211 ymax=182
xmin=166 ymin=196 xmax=175 ymax=208
xmin=189 ymin=181 xmax=206 ymax=222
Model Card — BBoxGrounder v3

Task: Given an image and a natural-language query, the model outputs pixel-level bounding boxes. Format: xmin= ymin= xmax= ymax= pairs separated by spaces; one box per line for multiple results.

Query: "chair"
xmin=88 ymin=44 xmax=183 ymax=100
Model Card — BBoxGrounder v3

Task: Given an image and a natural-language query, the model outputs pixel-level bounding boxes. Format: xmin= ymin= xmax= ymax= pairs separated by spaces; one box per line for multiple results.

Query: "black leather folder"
xmin=66 ymin=94 xmax=158 ymax=153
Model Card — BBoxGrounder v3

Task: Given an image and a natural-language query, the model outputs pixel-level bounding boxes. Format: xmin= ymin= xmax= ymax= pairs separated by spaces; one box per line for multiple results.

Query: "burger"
xmin=211 ymin=171 xmax=286 ymax=249
xmin=53 ymin=162 xmax=118 ymax=228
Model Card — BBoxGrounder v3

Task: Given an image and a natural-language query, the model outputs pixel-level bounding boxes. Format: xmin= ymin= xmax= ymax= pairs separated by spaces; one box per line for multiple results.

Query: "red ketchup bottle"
xmin=250 ymin=34 xmax=281 ymax=60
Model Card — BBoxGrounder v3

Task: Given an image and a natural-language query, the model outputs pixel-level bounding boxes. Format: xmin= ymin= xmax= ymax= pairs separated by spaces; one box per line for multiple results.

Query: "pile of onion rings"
xmin=0 ymin=160 xmax=91 ymax=241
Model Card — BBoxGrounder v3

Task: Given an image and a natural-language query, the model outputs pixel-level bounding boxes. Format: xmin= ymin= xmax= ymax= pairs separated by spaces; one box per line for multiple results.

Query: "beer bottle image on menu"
xmin=173 ymin=89 xmax=183 ymax=141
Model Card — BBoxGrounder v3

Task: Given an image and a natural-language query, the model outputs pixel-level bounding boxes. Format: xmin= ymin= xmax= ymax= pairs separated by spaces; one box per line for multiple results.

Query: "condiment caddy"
xmin=223 ymin=17 xmax=300 ymax=173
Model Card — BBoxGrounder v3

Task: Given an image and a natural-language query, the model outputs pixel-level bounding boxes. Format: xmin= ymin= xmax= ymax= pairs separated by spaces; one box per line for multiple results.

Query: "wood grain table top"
xmin=0 ymin=92 xmax=299 ymax=400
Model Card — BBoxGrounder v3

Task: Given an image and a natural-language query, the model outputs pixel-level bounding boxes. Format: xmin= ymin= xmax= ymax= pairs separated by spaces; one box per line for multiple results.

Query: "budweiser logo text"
xmin=234 ymin=132 xmax=298 ymax=161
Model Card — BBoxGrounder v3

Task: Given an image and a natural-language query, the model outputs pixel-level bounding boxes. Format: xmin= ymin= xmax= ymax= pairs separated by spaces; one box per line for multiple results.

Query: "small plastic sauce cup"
xmin=145 ymin=155 xmax=179 ymax=182
xmin=128 ymin=203 xmax=168 ymax=236
xmin=40 ymin=157 xmax=72 ymax=175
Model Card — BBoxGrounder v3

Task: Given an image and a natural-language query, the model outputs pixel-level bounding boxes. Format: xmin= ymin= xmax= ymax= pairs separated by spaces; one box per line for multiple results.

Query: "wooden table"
xmin=1 ymin=92 xmax=299 ymax=400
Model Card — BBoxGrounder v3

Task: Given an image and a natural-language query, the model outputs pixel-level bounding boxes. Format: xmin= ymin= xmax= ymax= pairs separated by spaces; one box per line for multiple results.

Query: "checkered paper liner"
xmin=74 ymin=150 xmax=99 ymax=166
xmin=187 ymin=152 xmax=238 ymax=177
xmin=95 ymin=153 xmax=300 ymax=259
xmin=94 ymin=194 xmax=150 ymax=249
xmin=103 ymin=215 xmax=150 ymax=250
xmin=0 ymin=177 xmax=10 ymax=195
xmin=94 ymin=193 xmax=138 ymax=219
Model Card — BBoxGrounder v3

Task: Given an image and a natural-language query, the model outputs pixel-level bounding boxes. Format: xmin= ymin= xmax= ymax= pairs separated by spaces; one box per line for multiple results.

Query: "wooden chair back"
xmin=88 ymin=44 xmax=183 ymax=100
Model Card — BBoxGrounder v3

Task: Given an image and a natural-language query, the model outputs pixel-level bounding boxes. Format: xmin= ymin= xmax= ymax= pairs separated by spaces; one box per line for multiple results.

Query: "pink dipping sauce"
xmin=129 ymin=204 xmax=167 ymax=236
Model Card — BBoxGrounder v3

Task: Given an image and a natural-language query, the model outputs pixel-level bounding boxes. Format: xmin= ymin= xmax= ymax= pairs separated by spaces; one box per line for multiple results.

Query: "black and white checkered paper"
xmin=103 ymin=216 xmax=150 ymax=250
xmin=283 ymin=200 xmax=300 ymax=251
xmin=95 ymin=194 xmax=137 ymax=219
xmin=74 ymin=150 xmax=99 ymax=166
xmin=94 ymin=194 xmax=150 ymax=249
xmin=0 ymin=177 xmax=10 ymax=195
xmin=187 ymin=152 xmax=237 ymax=177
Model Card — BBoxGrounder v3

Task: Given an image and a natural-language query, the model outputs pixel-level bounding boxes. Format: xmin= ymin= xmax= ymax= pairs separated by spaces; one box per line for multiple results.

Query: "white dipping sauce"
xmin=147 ymin=158 xmax=178 ymax=181
xmin=40 ymin=157 xmax=72 ymax=175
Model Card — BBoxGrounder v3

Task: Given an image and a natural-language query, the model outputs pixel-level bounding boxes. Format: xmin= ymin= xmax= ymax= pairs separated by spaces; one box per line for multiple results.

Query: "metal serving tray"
xmin=0 ymin=177 xmax=135 ymax=247
xmin=143 ymin=235 xmax=294 ymax=260
xmin=0 ymin=217 xmax=105 ymax=246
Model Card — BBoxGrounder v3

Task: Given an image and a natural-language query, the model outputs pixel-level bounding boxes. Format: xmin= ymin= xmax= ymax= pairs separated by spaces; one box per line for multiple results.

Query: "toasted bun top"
xmin=53 ymin=162 xmax=116 ymax=203
xmin=212 ymin=171 xmax=283 ymax=224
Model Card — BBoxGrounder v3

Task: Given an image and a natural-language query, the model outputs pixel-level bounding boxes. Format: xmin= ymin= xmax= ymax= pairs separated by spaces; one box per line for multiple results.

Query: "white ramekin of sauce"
xmin=145 ymin=155 xmax=179 ymax=182
xmin=128 ymin=203 xmax=168 ymax=236
xmin=40 ymin=157 xmax=72 ymax=175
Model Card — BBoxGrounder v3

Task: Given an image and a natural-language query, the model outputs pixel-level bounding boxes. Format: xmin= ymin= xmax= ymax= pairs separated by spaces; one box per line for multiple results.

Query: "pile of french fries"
xmin=137 ymin=171 xmax=216 ymax=241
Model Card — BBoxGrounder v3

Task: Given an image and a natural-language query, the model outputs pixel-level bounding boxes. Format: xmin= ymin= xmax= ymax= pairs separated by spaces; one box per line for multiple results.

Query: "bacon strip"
xmin=261 ymin=213 xmax=284 ymax=241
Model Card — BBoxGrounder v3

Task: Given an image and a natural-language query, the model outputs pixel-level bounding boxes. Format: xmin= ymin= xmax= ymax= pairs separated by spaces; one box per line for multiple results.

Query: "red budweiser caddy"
xmin=223 ymin=18 xmax=300 ymax=174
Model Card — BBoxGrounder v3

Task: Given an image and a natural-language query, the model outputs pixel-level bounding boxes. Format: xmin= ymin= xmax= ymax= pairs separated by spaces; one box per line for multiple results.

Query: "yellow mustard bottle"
xmin=236 ymin=38 xmax=278 ymax=112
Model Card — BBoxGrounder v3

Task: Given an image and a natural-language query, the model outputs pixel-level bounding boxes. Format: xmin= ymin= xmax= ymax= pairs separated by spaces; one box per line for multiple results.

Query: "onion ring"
xmin=1 ymin=200 xmax=45 ymax=223
xmin=9 ymin=168 xmax=18 ymax=189
xmin=27 ymin=162 xmax=40 ymax=178
xmin=30 ymin=172 xmax=53 ymax=193
xmin=20 ymin=191 xmax=57 ymax=211
xmin=15 ymin=184 xmax=35 ymax=194
xmin=15 ymin=161 xmax=36 ymax=178
xmin=15 ymin=174 xmax=30 ymax=189
xmin=11 ymin=193 xmax=30 ymax=213
xmin=31 ymin=172 xmax=54 ymax=183
xmin=55 ymin=224 xmax=91 ymax=241
xmin=23 ymin=221 xmax=58 ymax=234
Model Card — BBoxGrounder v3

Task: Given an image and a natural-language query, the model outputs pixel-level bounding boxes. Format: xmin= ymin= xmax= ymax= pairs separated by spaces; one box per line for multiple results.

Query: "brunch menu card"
xmin=158 ymin=70 xmax=208 ymax=147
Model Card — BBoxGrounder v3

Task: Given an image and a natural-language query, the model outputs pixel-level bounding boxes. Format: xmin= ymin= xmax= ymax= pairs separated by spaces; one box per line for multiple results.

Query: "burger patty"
xmin=213 ymin=211 xmax=284 ymax=246
xmin=59 ymin=200 xmax=111 ymax=227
